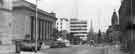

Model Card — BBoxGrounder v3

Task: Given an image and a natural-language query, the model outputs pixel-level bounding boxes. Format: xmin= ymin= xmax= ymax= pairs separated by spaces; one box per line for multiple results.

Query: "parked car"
xmin=15 ymin=40 xmax=42 ymax=53
xmin=50 ymin=41 xmax=66 ymax=48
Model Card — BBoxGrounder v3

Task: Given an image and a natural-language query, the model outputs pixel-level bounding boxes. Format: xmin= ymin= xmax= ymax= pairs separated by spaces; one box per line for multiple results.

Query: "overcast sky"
xmin=26 ymin=0 xmax=121 ymax=32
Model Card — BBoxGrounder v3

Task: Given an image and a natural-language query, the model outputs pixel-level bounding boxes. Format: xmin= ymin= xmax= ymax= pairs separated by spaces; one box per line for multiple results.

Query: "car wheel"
xmin=16 ymin=46 xmax=21 ymax=53
xmin=37 ymin=48 xmax=40 ymax=50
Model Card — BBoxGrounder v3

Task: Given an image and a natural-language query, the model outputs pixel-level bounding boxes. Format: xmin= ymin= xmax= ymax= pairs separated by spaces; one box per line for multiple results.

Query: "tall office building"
xmin=70 ymin=18 xmax=88 ymax=40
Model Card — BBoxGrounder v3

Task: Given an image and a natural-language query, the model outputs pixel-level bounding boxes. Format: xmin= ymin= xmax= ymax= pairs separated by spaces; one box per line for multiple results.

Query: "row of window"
xmin=56 ymin=22 xmax=63 ymax=25
xmin=70 ymin=25 xmax=87 ymax=27
xmin=70 ymin=22 xmax=87 ymax=24
xmin=70 ymin=27 xmax=87 ymax=29
xmin=71 ymin=32 xmax=88 ymax=34
xmin=70 ymin=29 xmax=87 ymax=31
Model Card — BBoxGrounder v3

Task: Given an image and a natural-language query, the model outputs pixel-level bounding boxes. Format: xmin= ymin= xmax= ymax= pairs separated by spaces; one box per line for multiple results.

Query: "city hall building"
xmin=0 ymin=0 xmax=57 ymax=44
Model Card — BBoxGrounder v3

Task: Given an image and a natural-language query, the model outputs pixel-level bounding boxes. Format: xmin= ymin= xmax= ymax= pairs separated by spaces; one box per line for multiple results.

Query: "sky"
xmin=26 ymin=0 xmax=121 ymax=32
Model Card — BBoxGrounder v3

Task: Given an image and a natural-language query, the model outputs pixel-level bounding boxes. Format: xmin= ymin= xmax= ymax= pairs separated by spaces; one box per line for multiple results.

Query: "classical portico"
xmin=11 ymin=0 xmax=57 ymax=41
xmin=30 ymin=16 xmax=54 ymax=41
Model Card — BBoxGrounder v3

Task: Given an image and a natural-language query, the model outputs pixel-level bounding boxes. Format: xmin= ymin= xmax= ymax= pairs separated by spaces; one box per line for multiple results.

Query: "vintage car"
xmin=15 ymin=40 xmax=42 ymax=53
xmin=50 ymin=41 xmax=66 ymax=48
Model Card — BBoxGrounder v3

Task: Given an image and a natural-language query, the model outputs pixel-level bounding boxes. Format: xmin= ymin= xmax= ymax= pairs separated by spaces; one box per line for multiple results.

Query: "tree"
xmin=97 ymin=30 xmax=102 ymax=43
xmin=50 ymin=28 xmax=60 ymax=40
xmin=108 ymin=31 xmax=121 ymax=44
xmin=60 ymin=30 xmax=68 ymax=39
xmin=66 ymin=33 xmax=74 ymax=41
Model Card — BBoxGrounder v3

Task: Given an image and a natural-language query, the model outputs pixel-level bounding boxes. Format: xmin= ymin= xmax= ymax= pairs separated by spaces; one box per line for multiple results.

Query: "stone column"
xmin=39 ymin=20 xmax=41 ymax=40
xmin=33 ymin=18 xmax=36 ymax=40
xmin=50 ymin=23 xmax=52 ymax=40
xmin=46 ymin=21 xmax=48 ymax=40
xmin=48 ymin=23 xmax=50 ymax=40
xmin=44 ymin=21 xmax=47 ymax=40
xmin=40 ymin=20 xmax=43 ymax=40
xmin=37 ymin=19 xmax=39 ymax=40
xmin=42 ymin=20 xmax=44 ymax=40
xmin=42 ymin=21 xmax=45 ymax=40
xmin=44 ymin=21 xmax=46 ymax=40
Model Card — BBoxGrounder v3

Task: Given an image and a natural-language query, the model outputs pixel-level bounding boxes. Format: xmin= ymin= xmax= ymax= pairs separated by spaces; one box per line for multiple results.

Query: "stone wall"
xmin=0 ymin=44 xmax=16 ymax=54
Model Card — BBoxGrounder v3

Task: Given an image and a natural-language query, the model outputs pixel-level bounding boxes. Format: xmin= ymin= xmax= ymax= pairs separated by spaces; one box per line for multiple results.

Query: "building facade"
xmin=56 ymin=18 xmax=70 ymax=32
xmin=0 ymin=0 xmax=57 ymax=44
xmin=106 ymin=9 xmax=120 ymax=43
xmin=119 ymin=0 xmax=135 ymax=53
xmin=119 ymin=0 xmax=135 ymax=41
xmin=70 ymin=18 xmax=88 ymax=40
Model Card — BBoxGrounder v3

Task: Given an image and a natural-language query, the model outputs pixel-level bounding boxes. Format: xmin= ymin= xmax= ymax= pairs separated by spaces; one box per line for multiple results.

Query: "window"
xmin=57 ymin=23 xmax=59 ymax=25
xmin=60 ymin=23 xmax=62 ymax=25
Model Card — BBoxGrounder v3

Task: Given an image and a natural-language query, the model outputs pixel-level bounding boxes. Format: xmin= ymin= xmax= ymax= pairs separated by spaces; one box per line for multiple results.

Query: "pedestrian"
xmin=89 ymin=40 xmax=95 ymax=47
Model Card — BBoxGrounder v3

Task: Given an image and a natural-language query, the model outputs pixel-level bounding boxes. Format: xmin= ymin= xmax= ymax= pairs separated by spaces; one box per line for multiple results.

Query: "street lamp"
xmin=35 ymin=0 xmax=39 ymax=52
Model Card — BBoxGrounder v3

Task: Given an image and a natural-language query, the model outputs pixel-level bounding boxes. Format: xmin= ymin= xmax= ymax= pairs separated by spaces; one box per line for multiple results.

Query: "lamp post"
xmin=35 ymin=0 xmax=39 ymax=52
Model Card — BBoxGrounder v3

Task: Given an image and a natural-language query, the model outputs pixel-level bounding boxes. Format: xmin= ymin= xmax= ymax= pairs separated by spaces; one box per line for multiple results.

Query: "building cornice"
xmin=12 ymin=0 xmax=57 ymax=20
xmin=0 ymin=8 xmax=12 ymax=12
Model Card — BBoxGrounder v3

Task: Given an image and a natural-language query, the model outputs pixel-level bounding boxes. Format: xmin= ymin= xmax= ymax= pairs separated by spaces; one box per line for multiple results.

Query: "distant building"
xmin=87 ymin=19 xmax=95 ymax=41
xmin=111 ymin=9 xmax=119 ymax=26
xmin=70 ymin=18 xmax=88 ymax=40
xmin=56 ymin=18 xmax=70 ymax=32
xmin=106 ymin=9 xmax=120 ymax=42
xmin=0 ymin=0 xmax=57 ymax=44
xmin=107 ymin=10 xmax=120 ymax=32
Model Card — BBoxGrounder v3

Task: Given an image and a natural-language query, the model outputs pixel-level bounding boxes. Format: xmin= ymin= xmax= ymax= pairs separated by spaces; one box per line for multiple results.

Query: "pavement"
xmin=104 ymin=44 xmax=129 ymax=54
xmin=107 ymin=46 xmax=128 ymax=54
xmin=19 ymin=44 xmax=128 ymax=54
xmin=39 ymin=44 xmax=104 ymax=54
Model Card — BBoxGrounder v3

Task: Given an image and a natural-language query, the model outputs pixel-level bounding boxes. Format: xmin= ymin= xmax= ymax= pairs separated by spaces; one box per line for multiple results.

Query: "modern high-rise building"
xmin=70 ymin=18 xmax=88 ymax=40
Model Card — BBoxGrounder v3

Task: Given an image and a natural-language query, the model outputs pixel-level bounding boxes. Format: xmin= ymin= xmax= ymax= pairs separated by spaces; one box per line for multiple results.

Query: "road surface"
xmin=39 ymin=45 xmax=105 ymax=54
xmin=21 ymin=45 xmax=128 ymax=54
